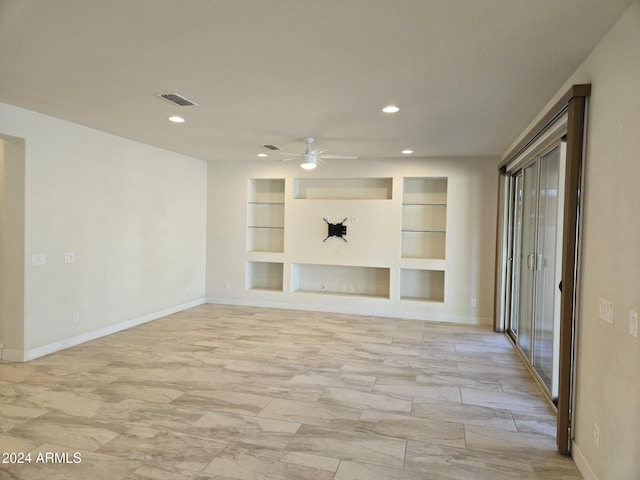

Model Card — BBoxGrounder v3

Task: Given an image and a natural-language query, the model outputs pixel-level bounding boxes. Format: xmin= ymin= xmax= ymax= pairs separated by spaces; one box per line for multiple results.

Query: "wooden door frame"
xmin=494 ymin=84 xmax=590 ymax=456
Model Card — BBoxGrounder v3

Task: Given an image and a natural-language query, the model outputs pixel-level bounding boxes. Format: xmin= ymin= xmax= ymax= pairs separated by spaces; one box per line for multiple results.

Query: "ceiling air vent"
xmin=157 ymin=93 xmax=199 ymax=107
xmin=263 ymin=144 xmax=281 ymax=151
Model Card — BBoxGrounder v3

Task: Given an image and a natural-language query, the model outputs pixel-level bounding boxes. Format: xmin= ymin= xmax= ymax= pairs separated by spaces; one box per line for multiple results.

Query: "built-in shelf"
xmin=402 ymin=177 xmax=447 ymax=204
xmin=401 ymin=231 xmax=446 ymax=259
xmin=292 ymin=263 xmax=390 ymax=298
xmin=401 ymin=177 xmax=447 ymax=260
xmin=400 ymin=268 xmax=445 ymax=302
xmin=246 ymin=261 xmax=283 ymax=292
xmin=294 ymin=177 xmax=393 ymax=200
xmin=247 ymin=179 xmax=285 ymax=253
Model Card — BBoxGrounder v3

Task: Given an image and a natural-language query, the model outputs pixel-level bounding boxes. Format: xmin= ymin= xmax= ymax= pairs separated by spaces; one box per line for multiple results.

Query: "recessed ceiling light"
xmin=257 ymin=153 xmax=268 ymax=158
xmin=382 ymin=105 xmax=400 ymax=113
xmin=168 ymin=116 xmax=185 ymax=123
xmin=402 ymin=149 xmax=414 ymax=155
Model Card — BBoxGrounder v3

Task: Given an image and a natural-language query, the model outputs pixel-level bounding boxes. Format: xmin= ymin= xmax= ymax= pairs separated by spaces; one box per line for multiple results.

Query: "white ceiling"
xmin=0 ymin=0 xmax=633 ymax=163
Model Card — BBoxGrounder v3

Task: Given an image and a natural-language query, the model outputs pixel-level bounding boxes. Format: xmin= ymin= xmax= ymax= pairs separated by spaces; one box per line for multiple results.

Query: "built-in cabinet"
xmin=245 ymin=176 xmax=447 ymax=303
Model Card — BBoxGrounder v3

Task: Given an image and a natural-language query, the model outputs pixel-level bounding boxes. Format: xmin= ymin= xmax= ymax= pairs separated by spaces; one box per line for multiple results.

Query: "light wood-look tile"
xmin=0 ymin=304 xmax=582 ymax=479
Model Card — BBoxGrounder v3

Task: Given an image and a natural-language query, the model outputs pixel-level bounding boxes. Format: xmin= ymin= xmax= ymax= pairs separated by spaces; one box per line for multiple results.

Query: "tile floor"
xmin=0 ymin=304 xmax=583 ymax=479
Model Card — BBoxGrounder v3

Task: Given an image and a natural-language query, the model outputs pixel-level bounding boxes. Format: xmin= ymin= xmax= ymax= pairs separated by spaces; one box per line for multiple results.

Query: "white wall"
xmin=0 ymin=103 xmax=208 ymax=361
xmin=0 ymin=135 xmax=26 ymax=359
xmin=504 ymin=2 xmax=640 ymax=478
xmin=206 ymin=156 xmax=497 ymax=325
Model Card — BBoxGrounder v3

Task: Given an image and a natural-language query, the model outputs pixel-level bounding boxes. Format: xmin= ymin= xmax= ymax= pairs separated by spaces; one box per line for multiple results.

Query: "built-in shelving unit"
xmin=292 ymin=263 xmax=390 ymax=298
xmin=401 ymin=177 xmax=447 ymax=259
xmin=247 ymin=178 xmax=285 ymax=253
xmin=241 ymin=175 xmax=449 ymax=306
xmin=246 ymin=261 xmax=283 ymax=292
xmin=294 ymin=177 xmax=393 ymax=200
xmin=399 ymin=268 xmax=445 ymax=302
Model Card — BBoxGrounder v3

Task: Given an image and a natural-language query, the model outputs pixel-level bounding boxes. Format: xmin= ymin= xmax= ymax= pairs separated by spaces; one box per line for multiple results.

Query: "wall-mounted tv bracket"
xmin=323 ymin=217 xmax=347 ymax=242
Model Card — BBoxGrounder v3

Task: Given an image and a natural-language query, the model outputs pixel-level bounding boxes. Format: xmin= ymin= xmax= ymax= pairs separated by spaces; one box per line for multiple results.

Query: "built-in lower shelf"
xmin=292 ymin=263 xmax=390 ymax=298
xmin=399 ymin=268 xmax=445 ymax=302
xmin=246 ymin=261 xmax=283 ymax=292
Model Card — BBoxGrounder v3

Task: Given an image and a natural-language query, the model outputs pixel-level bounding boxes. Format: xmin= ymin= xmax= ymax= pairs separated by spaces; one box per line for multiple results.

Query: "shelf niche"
xmin=294 ymin=177 xmax=393 ymax=200
xmin=292 ymin=263 xmax=390 ymax=298
xmin=400 ymin=268 xmax=445 ymax=302
xmin=247 ymin=178 xmax=285 ymax=253
xmin=401 ymin=177 xmax=447 ymax=259
xmin=246 ymin=261 xmax=283 ymax=292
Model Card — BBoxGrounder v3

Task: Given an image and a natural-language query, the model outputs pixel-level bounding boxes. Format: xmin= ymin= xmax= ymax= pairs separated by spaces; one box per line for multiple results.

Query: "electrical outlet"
xmin=598 ymin=298 xmax=614 ymax=324
xmin=341 ymin=285 xmax=347 ymax=293
xmin=64 ymin=251 xmax=75 ymax=263
xmin=630 ymin=310 xmax=638 ymax=338
xmin=321 ymin=283 xmax=326 ymax=291
xmin=73 ymin=312 xmax=80 ymax=322
xmin=593 ymin=422 xmax=600 ymax=448
xmin=224 ymin=282 xmax=231 ymax=290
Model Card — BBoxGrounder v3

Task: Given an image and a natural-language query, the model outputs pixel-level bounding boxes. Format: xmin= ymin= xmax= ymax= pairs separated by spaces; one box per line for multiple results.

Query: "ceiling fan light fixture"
xmin=300 ymin=159 xmax=317 ymax=170
xmin=402 ymin=149 xmax=414 ymax=154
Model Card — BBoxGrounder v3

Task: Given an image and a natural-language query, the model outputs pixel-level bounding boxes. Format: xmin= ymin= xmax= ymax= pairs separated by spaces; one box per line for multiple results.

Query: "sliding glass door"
xmin=507 ymin=142 xmax=565 ymax=399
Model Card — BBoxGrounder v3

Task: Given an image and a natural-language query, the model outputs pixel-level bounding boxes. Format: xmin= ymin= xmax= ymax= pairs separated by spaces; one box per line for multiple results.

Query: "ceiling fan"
xmin=274 ymin=137 xmax=357 ymax=169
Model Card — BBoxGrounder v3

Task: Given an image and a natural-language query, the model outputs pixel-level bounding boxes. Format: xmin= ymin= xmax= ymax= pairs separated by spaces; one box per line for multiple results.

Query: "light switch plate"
xmin=31 ymin=253 xmax=46 ymax=266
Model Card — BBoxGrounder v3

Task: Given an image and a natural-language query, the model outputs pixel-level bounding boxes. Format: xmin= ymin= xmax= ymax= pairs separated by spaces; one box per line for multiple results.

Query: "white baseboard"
xmin=11 ymin=298 xmax=206 ymax=362
xmin=572 ymin=441 xmax=598 ymax=480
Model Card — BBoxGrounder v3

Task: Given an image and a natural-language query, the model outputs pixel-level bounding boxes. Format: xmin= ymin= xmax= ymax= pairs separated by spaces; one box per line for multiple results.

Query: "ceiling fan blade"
xmin=310 ymin=148 xmax=327 ymax=155
xmin=275 ymin=151 xmax=303 ymax=156
xmin=280 ymin=155 xmax=303 ymax=162
xmin=318 ymin=154 xmax=358 ymax=160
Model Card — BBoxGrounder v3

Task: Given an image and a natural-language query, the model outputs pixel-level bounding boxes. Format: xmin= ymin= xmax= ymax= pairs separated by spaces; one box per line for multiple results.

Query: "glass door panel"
xmin=509 ymin=174 xmax=524 ymax=340
xmin=507 ymin=141 xmax=565 ymax=400
xmin=533 ymin=145 xmax=562 ymax=396
xmin=515 ymin=163 xmax=538 ymax=360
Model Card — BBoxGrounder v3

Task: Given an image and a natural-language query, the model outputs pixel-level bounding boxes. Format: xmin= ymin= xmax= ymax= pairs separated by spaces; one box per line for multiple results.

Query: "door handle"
xmin=527 ymin=253 xmax=535 ymax=271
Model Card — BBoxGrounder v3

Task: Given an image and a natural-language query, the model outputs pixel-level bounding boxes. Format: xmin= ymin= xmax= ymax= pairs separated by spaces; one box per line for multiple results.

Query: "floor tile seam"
xmin=296 ymin=421 xmax=411 ymax=444
xmin=318 ymin=387 xmax=414 ymax=409
xmin=462 ymin=425 xmax=561 ymax=453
